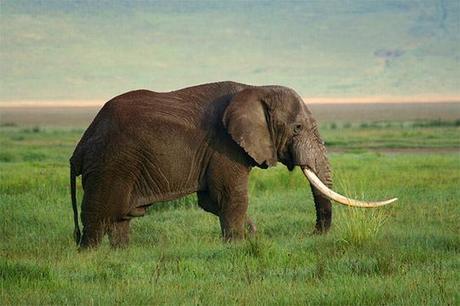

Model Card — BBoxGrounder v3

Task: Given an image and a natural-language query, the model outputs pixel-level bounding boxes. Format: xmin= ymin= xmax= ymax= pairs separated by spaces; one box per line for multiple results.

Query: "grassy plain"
xmin=1 ymin=114 xmax=459 ymax=304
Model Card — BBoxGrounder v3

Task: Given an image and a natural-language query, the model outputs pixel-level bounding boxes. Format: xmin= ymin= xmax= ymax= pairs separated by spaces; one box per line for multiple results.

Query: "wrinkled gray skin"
xmin=70 ymin=81 xmax=332 ymax=249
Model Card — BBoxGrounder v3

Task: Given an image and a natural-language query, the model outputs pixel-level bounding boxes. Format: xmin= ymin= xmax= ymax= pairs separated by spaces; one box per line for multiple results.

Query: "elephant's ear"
xmin=223 ymin=88 xmax=277 ymax=168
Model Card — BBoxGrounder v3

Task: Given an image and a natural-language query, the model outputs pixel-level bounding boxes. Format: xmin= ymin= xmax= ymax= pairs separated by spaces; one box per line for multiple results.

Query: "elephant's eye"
xmin=293 ymin=124 xmax=302 ymax=134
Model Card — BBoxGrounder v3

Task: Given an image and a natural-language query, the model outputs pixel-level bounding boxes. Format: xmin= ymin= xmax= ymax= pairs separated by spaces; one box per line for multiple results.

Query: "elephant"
xmin=70 ymin=81 xmax=396 ymax=249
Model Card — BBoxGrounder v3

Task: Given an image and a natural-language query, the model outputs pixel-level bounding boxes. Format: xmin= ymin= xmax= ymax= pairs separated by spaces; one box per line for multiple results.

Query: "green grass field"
xmin=1 ymin=122 xmax=459 ymax=305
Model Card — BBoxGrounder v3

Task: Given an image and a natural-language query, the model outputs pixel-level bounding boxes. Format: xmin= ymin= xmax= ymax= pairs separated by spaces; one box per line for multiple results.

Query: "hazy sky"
xmin=1 ymin=0 xmax=459 ymax=101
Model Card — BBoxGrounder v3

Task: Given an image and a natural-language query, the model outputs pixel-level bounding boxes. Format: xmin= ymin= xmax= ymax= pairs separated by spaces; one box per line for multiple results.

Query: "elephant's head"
xmin=223 ymin=86 xmax=397 ymax=231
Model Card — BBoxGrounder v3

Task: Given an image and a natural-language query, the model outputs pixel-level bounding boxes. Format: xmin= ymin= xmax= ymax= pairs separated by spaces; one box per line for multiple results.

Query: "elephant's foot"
xmin=79 ymin=223 xmax=105 ymax=250
xmin=221 ymin=228 xmax=245 ymax=242
xmin=313 ymin=217 xmax=331 ymax=234
xmin=220 ymin=216 xmax=256 ymax=241
xmin=219 ymin=216 xmax=244 ymax=242
xmin=108 ymin=220 xmax=130 ymax=248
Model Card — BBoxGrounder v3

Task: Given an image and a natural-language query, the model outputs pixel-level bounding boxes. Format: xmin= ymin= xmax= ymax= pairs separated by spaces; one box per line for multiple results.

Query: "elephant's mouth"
xmin=301 ymin=167 xmax=398 ymax=208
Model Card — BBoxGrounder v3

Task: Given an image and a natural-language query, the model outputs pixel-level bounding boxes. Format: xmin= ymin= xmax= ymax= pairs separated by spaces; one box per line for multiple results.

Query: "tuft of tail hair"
xmin=70 ymin=163 xmax=81 ymax=245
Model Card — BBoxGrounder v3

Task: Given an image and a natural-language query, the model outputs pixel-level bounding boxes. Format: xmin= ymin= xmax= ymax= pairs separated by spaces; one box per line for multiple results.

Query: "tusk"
xmin=302 ymin=167 xmax=397 ymax=208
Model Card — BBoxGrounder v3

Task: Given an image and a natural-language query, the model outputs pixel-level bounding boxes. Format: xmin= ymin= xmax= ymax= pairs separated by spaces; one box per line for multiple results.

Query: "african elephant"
xmin=70 ymin=81 xmax=396 ymax=249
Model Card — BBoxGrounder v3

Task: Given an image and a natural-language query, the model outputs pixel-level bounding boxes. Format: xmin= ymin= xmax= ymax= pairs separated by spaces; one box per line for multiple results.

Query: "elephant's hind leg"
xmin=79 ymin=192 xmax=107 ymax=250
xmin=80 ymin=174 xmax=133 ymax=249
xmin=108 ymin=220 xmax=131 ymax=248
xmin=109 ymin=202 xmax=147 ymax=247
xmin=80 ymin=221 xmax=106 ymax=250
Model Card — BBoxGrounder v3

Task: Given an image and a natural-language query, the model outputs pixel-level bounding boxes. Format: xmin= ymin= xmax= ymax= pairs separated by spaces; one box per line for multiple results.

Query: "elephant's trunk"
xmin=302 ymin=167 xmax=398 ymax=208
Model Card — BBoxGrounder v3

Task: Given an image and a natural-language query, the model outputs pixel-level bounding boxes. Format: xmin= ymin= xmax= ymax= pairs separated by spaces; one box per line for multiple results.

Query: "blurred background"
xmin=0 ymin=0 xmax=459 ymax=126
xmin=1 ymin=0 xmax=459 ymax=102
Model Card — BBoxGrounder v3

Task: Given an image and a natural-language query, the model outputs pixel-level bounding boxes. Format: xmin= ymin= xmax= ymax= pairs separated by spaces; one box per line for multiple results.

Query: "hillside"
xmin=1 ymin=1 xmax=459 ymax=101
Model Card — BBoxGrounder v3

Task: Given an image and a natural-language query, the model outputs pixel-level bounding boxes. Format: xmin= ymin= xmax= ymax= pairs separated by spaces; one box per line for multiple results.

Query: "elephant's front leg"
xmin=219 ymin=192 xmax=249 ymax=241
xmin=310 ymin=184 xmax=332 ymax=233
xmin=198 ymin=190 xmax=256 ymax=239
xmin=206 ymin=154 xmax=252 ymax=241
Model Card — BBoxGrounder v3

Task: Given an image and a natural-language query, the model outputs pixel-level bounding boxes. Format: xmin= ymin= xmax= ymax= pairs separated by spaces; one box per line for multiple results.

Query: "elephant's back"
xmin=70 ymin=82 xmax=245 ymax=178
xmin=80 ymin=81 xmax=246 ymax=138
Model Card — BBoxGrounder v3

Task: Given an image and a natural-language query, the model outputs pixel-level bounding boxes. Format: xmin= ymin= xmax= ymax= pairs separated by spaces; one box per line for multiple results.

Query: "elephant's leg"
xmin=198 ymin=190 xmax=256 ymax=237
xmin=219 ymin=198 xmax=248 ymax=241
xmin=80 ymin=220 xmax=106 ymax=249
xmin=205 ymin=140 xmax=254 ymax=241
xmin=197 ymin=191 xmax=243 ymax=240
xmin=214 ymin=178 xmax=250 ymax=241
xmin=197 ymin=190 xmax=238 ymax=238
xmin=197 ymin=191 xmax=220 ymax=216
xmin=310 ymin=185 xmax=332 ymax=233
xmin=108 ymin=220 xmax=131 ymax=248
xmin=80 ymin=175 xmax=133 ymax=249
xmin=79 ymin=192 xmax=107 ymax=249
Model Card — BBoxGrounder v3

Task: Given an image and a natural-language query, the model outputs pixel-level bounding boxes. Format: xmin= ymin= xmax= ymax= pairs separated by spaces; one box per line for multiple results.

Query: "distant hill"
xmin=1 ymin=0 xmax=459 ymax=101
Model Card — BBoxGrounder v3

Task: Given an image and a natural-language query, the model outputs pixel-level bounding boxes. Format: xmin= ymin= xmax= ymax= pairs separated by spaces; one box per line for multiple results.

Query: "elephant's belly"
xmin=126 ymin=189 xmax=196 ymax=218
xmin=112 ymin=125 xmax=210 ymax=208
xmin=130 ymin=156 xmax=204 ymax=206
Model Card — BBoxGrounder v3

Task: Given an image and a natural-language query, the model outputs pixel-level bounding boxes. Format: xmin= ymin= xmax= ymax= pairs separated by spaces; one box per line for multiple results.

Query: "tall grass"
xmin=335 ymin=207 xmax=388 ymax=247
xmin=332 ymin=175 xmax=390 ymax=248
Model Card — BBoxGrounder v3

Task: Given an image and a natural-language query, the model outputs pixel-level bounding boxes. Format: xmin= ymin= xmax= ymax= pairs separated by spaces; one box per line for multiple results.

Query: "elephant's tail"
xmin=70 ymin=162 xmax=81 ymax=245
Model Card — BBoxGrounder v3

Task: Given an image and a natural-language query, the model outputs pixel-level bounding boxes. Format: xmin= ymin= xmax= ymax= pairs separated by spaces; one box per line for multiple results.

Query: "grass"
xmin=335 ymin=207 xmax=388 ymax=248
xmin=1 ymin=124 xmax=459 ymax=305
xmin=321 ymin=119 xmax=460 ymax=150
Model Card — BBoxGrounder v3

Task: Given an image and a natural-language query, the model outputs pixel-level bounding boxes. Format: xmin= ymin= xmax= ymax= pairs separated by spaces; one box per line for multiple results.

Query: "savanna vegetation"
xmin=1 ymin=119 xmax=459 ymax=305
